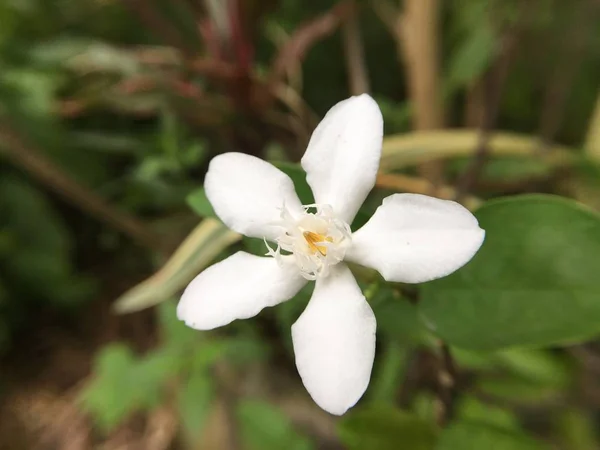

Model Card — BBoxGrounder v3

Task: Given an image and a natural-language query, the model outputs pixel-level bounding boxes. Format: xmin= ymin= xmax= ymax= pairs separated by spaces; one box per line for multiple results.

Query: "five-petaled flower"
xmin=177 ymin=94 xmax=485 ymax=415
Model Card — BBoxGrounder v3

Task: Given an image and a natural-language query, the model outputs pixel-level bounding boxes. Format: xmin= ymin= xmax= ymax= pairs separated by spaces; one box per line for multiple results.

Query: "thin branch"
xmin=267 ymin=0 xmax=355 ymax=87
xmin=436 ymin=343 xmax=458 ymax=425
xmin=0 ymin=124 xmax=164 ymax=252
xmin=341 ymin=8 xmax=370 ymax=95
xmin=396 ymin=0 xmax=445 ymax=186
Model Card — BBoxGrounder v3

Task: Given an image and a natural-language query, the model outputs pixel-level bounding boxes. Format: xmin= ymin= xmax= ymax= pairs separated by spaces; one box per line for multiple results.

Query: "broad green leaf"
xmin=420 ymin=195 xmax=600 ymax=350
xmin=338 ymin=406 xmax=437 ymax=450
xmin=113 ymin=218 xmax=240 ymax=313
xmin=437 ymin=422 xmax=544 ymax=450
xmin=238 ymin=400 xmax=314 ymax=450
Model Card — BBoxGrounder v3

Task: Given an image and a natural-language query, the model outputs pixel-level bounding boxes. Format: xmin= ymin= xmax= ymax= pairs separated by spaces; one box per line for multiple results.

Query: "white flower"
xmin=177 ymin=94 xmax=485 ymax=415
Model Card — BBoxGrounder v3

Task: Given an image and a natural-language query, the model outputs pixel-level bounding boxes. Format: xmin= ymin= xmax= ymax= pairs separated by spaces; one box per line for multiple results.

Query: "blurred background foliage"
xmin=0 ymin=0 xmax=600 ymax=448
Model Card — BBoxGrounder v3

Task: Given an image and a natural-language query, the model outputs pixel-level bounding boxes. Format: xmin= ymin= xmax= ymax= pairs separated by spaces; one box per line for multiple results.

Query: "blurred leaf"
xmin=71 ymin=131 xmax=145 ymax=155
xmin=368 ymin=340 xmax=408 ymax=405
xmin=32 ymin=38 xmax=140 ymax=75
xmin=187 ymin=187 xmax=216 ymax=218
xmin=113 ymin=219 xmax=240 ymax=313
xmin=338 ymin=406 xmax=437 ymax=450
xmin=371 ymin=287 xmax=427 ymax=343
xmin=272 ymin=161 xmax=314 ymax=205
xmin=158 ymin=301 xmax=197 ymax=348
xmin=556 ymin=409 xmax=598 ymax=450
xmin=437 ymin=422 xmax=544 ymax=450
xmin=493 ymin=348 xmax=572 ymax=387
xmin=226 ymin=335 xmax=270 ymax=365
xmin=584 ymin=94 xmax=600 ymax=161
xmin=275 ymin=283 xmax=313 ymax=352
xmin=456 ymin=397 xmax=521 ymax=432
xmin=0 ymin=176 xmax=70 ymax=256
xmin=446 ymin=23 xmax=496 ymax=93
xmin=81 ymin=344 xmax=178 ymax=432
xmin=375 ymin=97 xmax=412 ymax=134
xmin=238 ymin=400 xmax=314 ymax=450
xmin=178 ymin=373 xmax=214 ymax=442
xmin=477 ymin=376 xmax=563 ymax=405
xmin=449 ymin=156 xmax=553 ymax=183
xmin=421 ymin=195 xmax=600 ymax=350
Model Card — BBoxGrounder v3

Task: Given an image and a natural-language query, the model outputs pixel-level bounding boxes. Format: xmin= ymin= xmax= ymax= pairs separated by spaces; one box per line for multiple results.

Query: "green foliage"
xmin=178 ymin=373 xmax=214 ymax=441
xmin=238 ymin=400 xmax=315 ymax=450
xmin=3 ymin=0 xmax=600 ymax=447
xmin=0 ymin=176 xmax=93 ymax=307
xmin=187 ymin=187 xmax=217 ymax=218
xmin=338 ymin=406 xmax=437 ymax=450
xmin=437 ymin=422 xmax=544 ymax=450
xmin=420 ymin=195 xmax=600 ymax=350
xmin=80 ymin=344 xmax=179 ymax=432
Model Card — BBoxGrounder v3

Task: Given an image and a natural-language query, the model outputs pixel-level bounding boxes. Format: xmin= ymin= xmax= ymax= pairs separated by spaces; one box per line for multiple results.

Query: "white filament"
xmin=266 ymin=204 xmax=352 ymax=280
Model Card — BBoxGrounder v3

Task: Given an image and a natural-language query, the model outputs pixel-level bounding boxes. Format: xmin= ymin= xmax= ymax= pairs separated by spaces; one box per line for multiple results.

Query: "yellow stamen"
xmin=303 ymin=231 xmax=333 ymax=256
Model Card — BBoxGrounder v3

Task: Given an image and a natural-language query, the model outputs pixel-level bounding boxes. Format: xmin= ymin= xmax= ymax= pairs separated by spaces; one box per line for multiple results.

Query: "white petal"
xmin=178 ymin=252 xmax=306 ymax=330
xmin=292 ymin=264 xmax=376 ymax=415
xmin=346 ymin=194 xmax=485 ymax=283
xmin=205 ymin=153 xmax=303 ymax=240
xmin=301 ymin=94 xmax=383 ymax=224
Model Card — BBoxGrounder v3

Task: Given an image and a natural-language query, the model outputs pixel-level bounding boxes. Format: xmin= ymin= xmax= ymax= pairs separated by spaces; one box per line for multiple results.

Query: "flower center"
xmin=266 ymin=204 xmax=351 ymax=280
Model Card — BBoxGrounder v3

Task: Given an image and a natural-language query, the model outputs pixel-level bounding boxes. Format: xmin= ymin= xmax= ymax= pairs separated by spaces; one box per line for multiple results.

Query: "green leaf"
xmin=338 ymin=406 xmax=437 ymax=450
xmin=178 ymin=374 xmax=214 ymax=442
xmin=456 ymin=397 xmax=520 ymax=432
xmin=446 ymin=23 xmax=496 ymax=93
xmin=238 ymin=400 xmax=314 ymax=450
xmin=556 ymin=409 xmax=598 ymax=450
xmin=80 ymin=344 xmax=179 ymax=432
xmin=158 ymin=302 xmax=197 ymax=348
xmin=187 ymin=188 xmax=216 ymax=218
xmin=272 ymin=161 xmax=314 ymax=205
xmin=476 ymin=376 xmax=562 ymax=405
xmin=436 ymin=422 xmax=545 ymax=450
xmin=371 ymin=287 xmax=428 ymax=343
xmin=368 ymin=340 xmax=409 ymax=404
xmin=420 ymin=195 xmax=600 ymax=350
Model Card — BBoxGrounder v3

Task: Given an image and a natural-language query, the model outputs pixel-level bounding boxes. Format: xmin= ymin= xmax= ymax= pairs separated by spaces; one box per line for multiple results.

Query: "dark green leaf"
xmin=238 ymin=400 xmax=314 ymax=450
xmin=437 ymin=422 xmax=545 ymax=450
xmin=80 ymin=344 xmax=179 ymax=432
xmin=338 ymin=406 xmax=437 ymax=450
xmin=187 ymin=188 xmax=216 ymax=218
xmin=420 ymin=195 xmax=600 ymax=350
xmin=178 ymin=374 xmax=214 ymax=441
xmin=272 ymin=162 xmax=314 ymax=205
